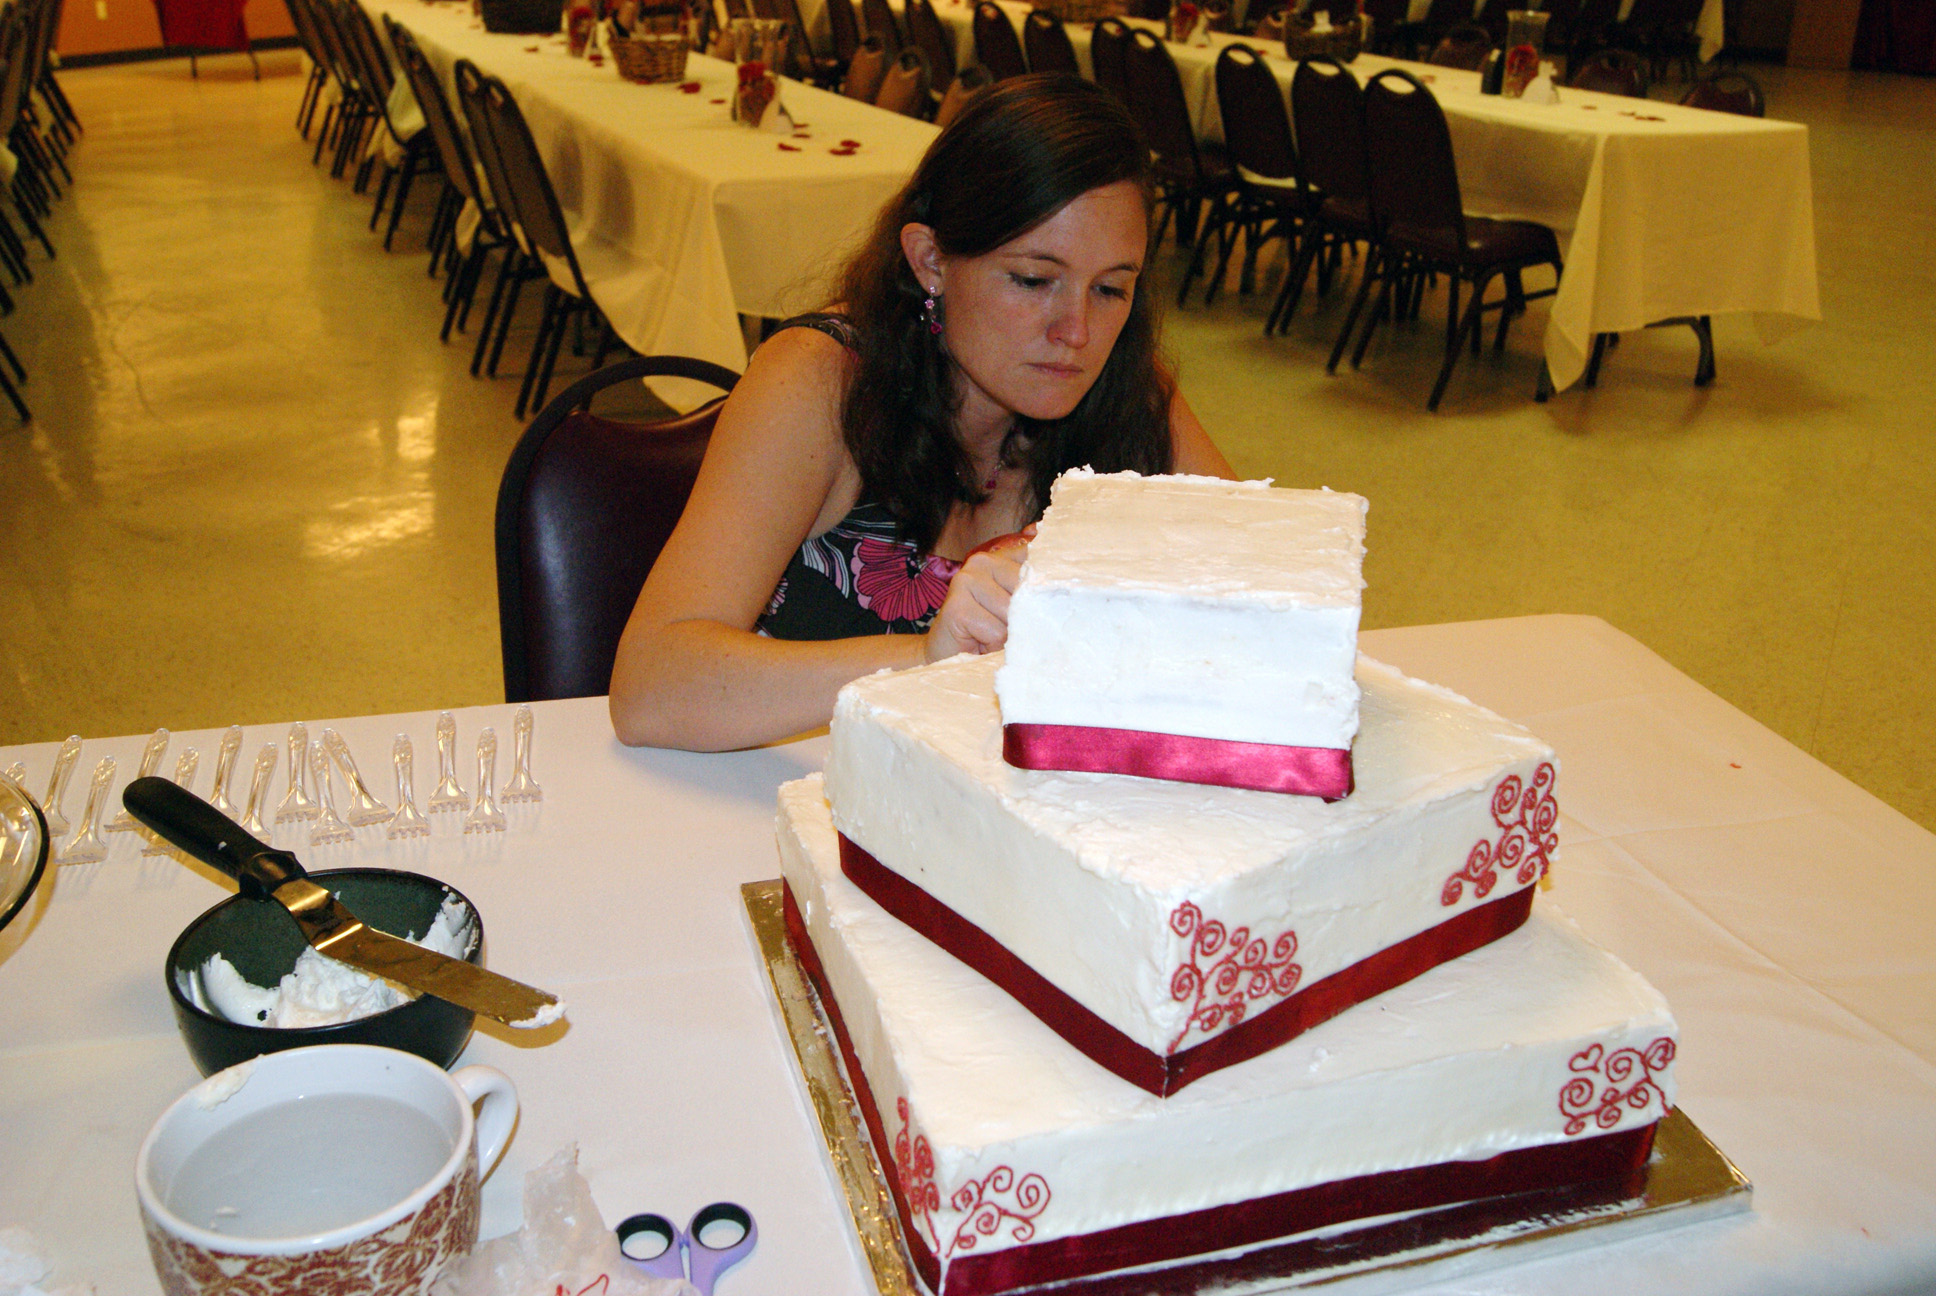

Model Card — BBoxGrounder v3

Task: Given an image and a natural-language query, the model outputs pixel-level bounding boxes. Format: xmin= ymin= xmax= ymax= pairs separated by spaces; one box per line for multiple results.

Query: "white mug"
xmin=136 ymin=1043 xmax=517 ymax=1296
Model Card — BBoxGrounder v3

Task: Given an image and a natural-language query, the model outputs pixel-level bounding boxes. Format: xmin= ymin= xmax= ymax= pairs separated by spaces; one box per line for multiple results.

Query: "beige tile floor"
xmin=3 ymin=51 xmax=1933 ymax=832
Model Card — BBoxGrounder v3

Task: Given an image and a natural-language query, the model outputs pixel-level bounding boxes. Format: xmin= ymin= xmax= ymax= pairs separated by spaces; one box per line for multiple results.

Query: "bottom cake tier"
xmin=777 ymin=775 xmax=1682 ymax=1296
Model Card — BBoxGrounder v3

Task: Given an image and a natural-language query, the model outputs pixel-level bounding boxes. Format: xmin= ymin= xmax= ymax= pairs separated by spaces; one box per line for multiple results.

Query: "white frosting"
xmin=827 ymin=652 xmax=1556 ymax=1056
xmin=191 ymin=895 xmax=478 ymax=1029
xmin=996 ymin=471 xmax=1368 ymax=748
xmin=780 ymin=777 xmax=1677 ymax=1272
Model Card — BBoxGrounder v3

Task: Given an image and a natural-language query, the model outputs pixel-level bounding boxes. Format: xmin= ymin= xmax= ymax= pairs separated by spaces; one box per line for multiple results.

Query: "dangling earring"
xmin=922 ymin=286 xmax=943 ymax=336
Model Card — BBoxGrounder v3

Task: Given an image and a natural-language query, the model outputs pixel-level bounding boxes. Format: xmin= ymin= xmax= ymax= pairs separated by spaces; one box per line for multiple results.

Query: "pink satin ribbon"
xmin=1003 ymin=723 xmax=1355 ymax=799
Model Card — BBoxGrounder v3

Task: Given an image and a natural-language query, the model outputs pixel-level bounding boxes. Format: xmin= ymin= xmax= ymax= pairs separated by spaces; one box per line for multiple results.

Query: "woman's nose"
xmin=1049 ymin=292 xmax=1090 ymax=349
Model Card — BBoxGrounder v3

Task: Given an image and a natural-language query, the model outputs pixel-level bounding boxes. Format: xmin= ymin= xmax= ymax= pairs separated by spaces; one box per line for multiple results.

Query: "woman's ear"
xmin=900 ymin=222 xmax=944 ymax=292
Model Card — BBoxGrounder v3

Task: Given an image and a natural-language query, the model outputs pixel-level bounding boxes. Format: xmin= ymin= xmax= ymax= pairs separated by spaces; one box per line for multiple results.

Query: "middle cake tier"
xmin=826 ymin=651 xmax=1560 ymax=1096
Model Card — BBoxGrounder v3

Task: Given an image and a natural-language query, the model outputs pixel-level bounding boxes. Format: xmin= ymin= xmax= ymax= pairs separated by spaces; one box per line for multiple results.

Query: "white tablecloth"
xmin=372 ymin=0 xmax=938 ymax=407
xmin=4 ymin=616 xmax=1934 ymax=1294
xmin=921 ymin=1 xmax=1811 ymax=391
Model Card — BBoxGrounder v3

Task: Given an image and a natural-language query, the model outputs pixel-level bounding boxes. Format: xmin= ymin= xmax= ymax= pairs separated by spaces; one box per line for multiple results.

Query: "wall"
xmin=1786 ymin=0 xmax=1863 ymax=64
xmin=56 ymin=0 xmax=295 ymax=59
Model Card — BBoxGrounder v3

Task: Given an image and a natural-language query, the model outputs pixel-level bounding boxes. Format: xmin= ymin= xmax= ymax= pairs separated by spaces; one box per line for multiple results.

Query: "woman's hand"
xmin=923 ymin=529 xmax=1032 ymax=661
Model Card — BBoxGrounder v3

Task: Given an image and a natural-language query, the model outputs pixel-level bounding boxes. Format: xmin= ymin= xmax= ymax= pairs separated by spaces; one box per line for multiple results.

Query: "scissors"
xmin=617 ymin=1202 xmax=757 ymax=1295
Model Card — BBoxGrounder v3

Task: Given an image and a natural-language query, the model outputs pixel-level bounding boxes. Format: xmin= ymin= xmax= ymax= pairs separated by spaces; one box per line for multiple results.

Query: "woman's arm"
xmin=608 ymin=329 xmax=931 ymax=751
xmin=1168 ymin=386 xmax=1237 ymax=478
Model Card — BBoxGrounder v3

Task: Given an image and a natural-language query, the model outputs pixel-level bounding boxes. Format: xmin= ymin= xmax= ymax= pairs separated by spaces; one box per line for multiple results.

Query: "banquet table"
xmin=369 ymin=0 xmax=938 ymax=407
xmin=912 ymin=0 xmax=1815 ymax=392
xmin=4 ymin=615 xmax=1935 ymax=1294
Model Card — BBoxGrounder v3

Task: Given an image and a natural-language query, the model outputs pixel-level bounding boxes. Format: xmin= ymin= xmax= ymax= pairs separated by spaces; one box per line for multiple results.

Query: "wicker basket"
xmin=1283 ymin=14 xmax=1363 ymax=60
xmin=481 ymin=0 xmax=564 ymax=33
xmin=1030 ymin=0 xmax=1115 ymax=25
xmin=611 ymin=30 xmax=690 ymax=81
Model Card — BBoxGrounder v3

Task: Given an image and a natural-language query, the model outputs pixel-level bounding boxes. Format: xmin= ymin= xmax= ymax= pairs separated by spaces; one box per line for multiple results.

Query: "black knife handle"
xmin=122 ymin=776 xmax=307 ymax=899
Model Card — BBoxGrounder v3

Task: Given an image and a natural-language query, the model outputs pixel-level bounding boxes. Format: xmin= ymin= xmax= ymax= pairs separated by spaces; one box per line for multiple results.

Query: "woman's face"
xmin=922 ymin=180 xmax=1148 ymax=433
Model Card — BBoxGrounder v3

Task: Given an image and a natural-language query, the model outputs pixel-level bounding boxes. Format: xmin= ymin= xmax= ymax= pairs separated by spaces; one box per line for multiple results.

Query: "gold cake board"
xmin=744 ymin=880 xmax=1753 ymax=1296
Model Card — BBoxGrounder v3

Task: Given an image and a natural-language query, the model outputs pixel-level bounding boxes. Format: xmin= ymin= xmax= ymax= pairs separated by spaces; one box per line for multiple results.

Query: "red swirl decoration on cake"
xmin=896 ymin=1097 xmax=1052 ymax=1259
xmin=1558 ymin=1038 xmax=1676 ymax=1136
xmin=1167 ymin=902 xmax=1303 ymax=1053
xmin=1442 ymin=763 xmax=1559 ymax=907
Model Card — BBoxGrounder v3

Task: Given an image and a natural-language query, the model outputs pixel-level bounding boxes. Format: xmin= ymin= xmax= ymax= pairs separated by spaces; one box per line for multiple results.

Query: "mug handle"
xmin=452 ymin=1064 xmax=519 ymax=1180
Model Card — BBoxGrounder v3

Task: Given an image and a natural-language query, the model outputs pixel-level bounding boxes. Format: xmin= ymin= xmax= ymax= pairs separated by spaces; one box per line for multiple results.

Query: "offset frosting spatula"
xmin=124 ymin=776 xmax=564 ymax=1029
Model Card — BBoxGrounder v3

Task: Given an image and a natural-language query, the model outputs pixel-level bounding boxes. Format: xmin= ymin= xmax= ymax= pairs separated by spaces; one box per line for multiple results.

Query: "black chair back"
xmin=843 ymin=35 xmax=890 ymax=98
xmin=1289 ymin=57 xmax=1366 ymax=212
xmin=497 ymin=356 xmax=740 ymax=703
xmin=1124 ymin=29 xmax=1202 ymax=182
xmin=1023 ymin=9 xmax=1079 ymax=72
xmin=1681 ymin=69 xmax=1764 ymax=115
xmin=905 ymin=0 xmax=957 ymax=87
xmin=824 ymin=0 xmax=862 ymax=61
xmin=1215 ymin=44 xmax=1297 ymax=184
xmin=390 ymin=20 xmax=483 ymax=212
xmin=455 ymin=61 xmax=532 ymax=257
xmin=1427 ymin=20 xmax=1491 ymax=67
xmin=340 ymin=0 xmax=396 ymax=103
xmin=861 ymin=0 xmax=902 ymax=50
xmin=973 ymin=2 xmax=1027 ymax=79
xmin=1361 ymin=68 xmax=1466 ymax=260
xmin=1569 ymin=46 xmax=1648 ymax=94
xmin=1089 ymin=17 xmax=1133 ymax=103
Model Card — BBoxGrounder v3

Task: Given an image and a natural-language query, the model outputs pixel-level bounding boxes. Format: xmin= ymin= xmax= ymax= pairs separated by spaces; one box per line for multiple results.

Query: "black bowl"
xmin=166 ymin=869 xmax=483 ymax=1076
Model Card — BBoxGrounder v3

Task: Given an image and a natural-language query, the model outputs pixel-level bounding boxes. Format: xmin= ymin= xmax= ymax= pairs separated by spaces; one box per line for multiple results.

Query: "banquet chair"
xmin=1023 ymin=10 xmax=1080 ymax=73
xmin=904 ymin=0 xmax=957 ymax=94
xmin=496 ymin=355 xmax=740 ymax=704
xmin=843 ymin=36 xmax=891 ymax=100
xmin=824 ymin=0 xmax=864 ymax=68
xmin=1612 ymin=0 xmax=1703 ymax=80
xmin=1209 ymin=43 xmax=1315 ymax=306
xmin=1563 ymin=0 xmax=1623 ymax=70
xmin=875 ymin=46 xmax=933 ymax=116
xmin=0 ymin=326 xmax=26 ymax=422
xmin=454 ymin=60 xmax=544 ymax=381
xmin=463 ymin=67 xmax=620 ymax=418
xmin=973 ymin=2 xmax=1028 ymax=80
xmin=282 ymin=0 xmax=333 ymax=138
xmin=312 ymin=0 xmax=381 ymax=178
xmin=390 ymin=21 xmax=507 ymax=339
xmin=344 ymin=3 xmax=437 ymax=249
xmin=1681 ymin=67 xmax=1763 ymax=114
xmin=781 ymin=0 xmax=846 ymax=86
xmin=0 ymin=5 xmax=57 ymax=260
xmin=30 ymin=0 xmax=79 ymax=143
xmin=1266 ymin=56 xmax=1372 ymax=333
xmin=1089 ymin=18 xmax=1131 ymax=101
xmin=1568 ymin=46 xmax=1649 ymax=95
xmin=1124 ymin=29 xmax=1238 ymax=304
xmin=861 ymin=0 xmax=903 ymax=52
xmin=1335 ymin=69 xmax=1562 ymax=411
xmin=1416 ymin=0 xmax=1473 ymax=46
xmin=1428 ymin=22 xmax=1493 ymax=69
xmin=934 ymin=62 xmax=994 ymax=127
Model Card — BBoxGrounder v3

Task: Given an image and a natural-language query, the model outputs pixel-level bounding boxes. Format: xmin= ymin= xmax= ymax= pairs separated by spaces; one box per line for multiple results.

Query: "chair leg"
xmin=528 ymin=295 xmax=576 ymax=417
xmin=516 ymin=284 xmax=561 ymax=419
xmin=486 ymin=260 xmax=531 ymax=377
xmin=1350 ymin=255 xmax=1399 ymax=371
xmin=1583 ymin=331 xmax=1611 ymax=388
xmin=1691 ymin=315 xmax=1715 ymax=386
xmin=1328 ymin=245 xmax=1383 ymax=375
xmin=383 ymin=155 xmax=426 ymax=251
xmin=1429 ymin=271 xmax=1492 ymax=412
xmin=368 ymin=164 xmax=396 ymax=230
xmin=472 ymin=248 xmax=519 ymax=375
xmin=0 ymin=325 xmax=23 ymax=381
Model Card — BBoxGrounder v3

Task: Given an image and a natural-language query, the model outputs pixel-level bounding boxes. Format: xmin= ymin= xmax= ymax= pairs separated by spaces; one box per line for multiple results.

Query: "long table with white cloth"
xmin=369 ymin=0 xmax=938 ymax=406
xmin=2 ymin=615 xmax=1934 ymax=1293
xmin=913 ymin=0 xmax=1817 ymax=392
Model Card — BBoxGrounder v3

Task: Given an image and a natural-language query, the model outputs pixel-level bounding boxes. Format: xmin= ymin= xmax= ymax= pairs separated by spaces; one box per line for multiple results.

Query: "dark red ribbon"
xmin=782 ymin=882 xmax=1655 ymax=1296
xmin=838 ymin=834 xmax=1534 ymax=1096
xmin=1003 ymin=723 xmax=1355 ymax=799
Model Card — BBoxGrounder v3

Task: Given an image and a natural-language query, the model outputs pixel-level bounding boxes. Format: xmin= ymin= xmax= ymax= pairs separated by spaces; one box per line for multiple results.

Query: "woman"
xmin=609 ymin=74 xmax=1233 ymax=750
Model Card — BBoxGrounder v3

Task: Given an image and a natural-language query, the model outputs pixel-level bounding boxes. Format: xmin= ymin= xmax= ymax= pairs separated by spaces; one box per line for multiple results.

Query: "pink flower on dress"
xmin=853 ymin=537 xmax=954 ymax=624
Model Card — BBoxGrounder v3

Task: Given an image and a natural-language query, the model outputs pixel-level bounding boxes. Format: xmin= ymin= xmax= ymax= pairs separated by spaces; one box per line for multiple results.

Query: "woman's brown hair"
xmin=834 ymin=73 xmax=1176 ymax=555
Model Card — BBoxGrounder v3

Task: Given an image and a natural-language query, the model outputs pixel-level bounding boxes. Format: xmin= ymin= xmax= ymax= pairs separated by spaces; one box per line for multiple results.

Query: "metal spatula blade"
xmin=124 ymin=776 xmax=564 ymax=1029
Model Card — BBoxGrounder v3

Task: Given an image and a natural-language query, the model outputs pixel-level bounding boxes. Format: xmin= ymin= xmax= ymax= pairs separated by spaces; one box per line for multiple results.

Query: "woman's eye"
xmin=1097 ymin=282 xmax=1131 ymax=301
xmin=1008 ymin=273 xmax=1050 ymax=290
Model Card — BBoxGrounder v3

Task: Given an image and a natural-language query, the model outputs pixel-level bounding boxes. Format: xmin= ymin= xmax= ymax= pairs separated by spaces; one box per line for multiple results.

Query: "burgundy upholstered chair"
xmin=495 ymin=356 xmax=740 ymax=703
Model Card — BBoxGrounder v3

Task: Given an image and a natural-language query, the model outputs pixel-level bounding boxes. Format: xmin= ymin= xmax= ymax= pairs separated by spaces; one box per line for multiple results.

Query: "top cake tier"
xmin=995 ymin=472 xmax=1368 ymax=795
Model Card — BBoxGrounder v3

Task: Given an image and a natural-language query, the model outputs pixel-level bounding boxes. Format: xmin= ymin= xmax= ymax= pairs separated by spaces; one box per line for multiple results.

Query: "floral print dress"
xmin=756 ymin=501 xmax=960 ymax=639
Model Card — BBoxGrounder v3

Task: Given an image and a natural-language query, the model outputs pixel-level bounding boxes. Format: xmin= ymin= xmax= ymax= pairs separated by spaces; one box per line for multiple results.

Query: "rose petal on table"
xmin=711 ymin=97 xmax=726 ymax=103
xmin=791 ymin=120 xmax=809 ymax=128
xmin=524 ymin=44 xmax=540 ymax=51
xmin=840 ymin=138 xmax=860 ymax=147
xmin=778 ymin=141 xmax=801 ymax=150
xmin=680 ymin=80 xmax=701 ymax=92
xmin=830 ymin=146 xmax=856 ymax=155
